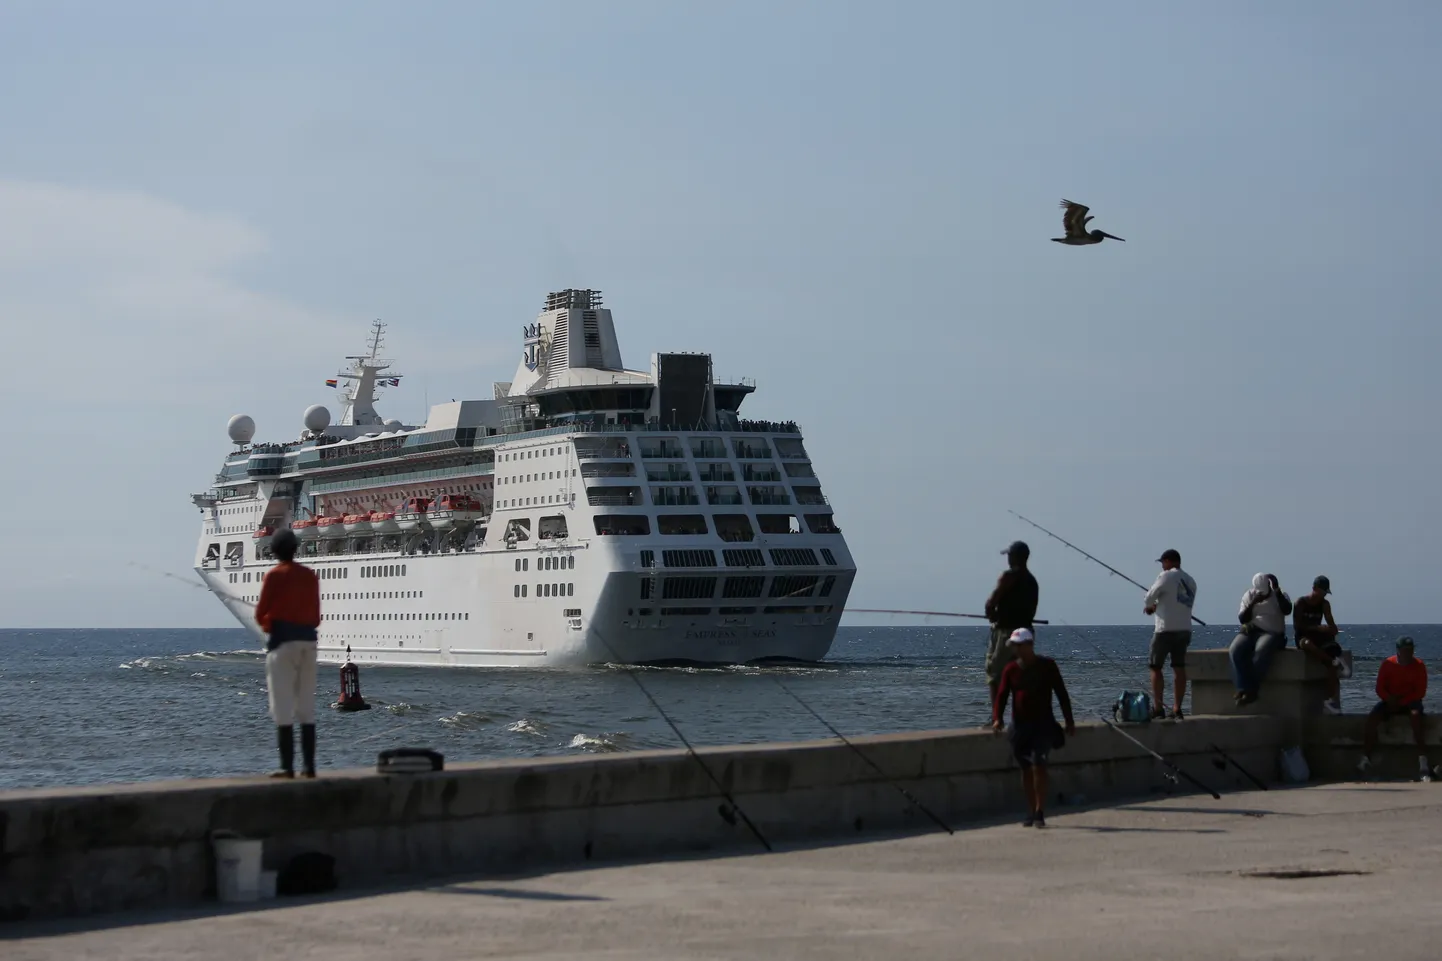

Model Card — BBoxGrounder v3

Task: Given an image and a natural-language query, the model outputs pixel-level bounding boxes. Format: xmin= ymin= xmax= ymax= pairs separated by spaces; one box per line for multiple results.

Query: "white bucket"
xmin=212 ymin=832 xmax=264 ymax=903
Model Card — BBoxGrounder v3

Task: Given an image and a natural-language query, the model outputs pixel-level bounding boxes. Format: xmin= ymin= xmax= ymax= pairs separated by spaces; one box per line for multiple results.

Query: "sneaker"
xmin=1034 ymin=812 xmax=1047 ymax=829
xmin=1023 ymin=813 xmax=1036 ymax=828
xmin=1357 ymin=756 xmax=1372 ymax=775
xmin=1238 ymin=691 xmax=1259 ymax=706
xmin=269 ymin=769 xmax=295 ymax=779
xmin=1322 ymin=699 xmax=1342 ymax=715
xmin=1170 ymin=708 xmax=1185 ymax=720
xmin=1421 ymin=771 xmax=1434 ymax=783
xmin=1151 ymin=707 xmax=1167 ymax=720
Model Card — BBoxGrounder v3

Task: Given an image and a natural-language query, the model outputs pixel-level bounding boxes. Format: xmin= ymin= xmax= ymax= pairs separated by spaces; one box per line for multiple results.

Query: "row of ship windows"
xmin=499 ymin=470 xmax=575 ymax=485
xmin=499 ymin=495 xmax=569 ymax=508
xmin=628 ymin=605 xmax=835 ymax=616
xmin=321 ymin=612 xmax=467 ymax=622
xmin=575 ymin=438 xmax=804 ymax=461
xmin=641 ymin=548 xmax=838 ymax=568
xmin=499 ymin=446 xmax=568 ymax=462
xmin=513 ymin=583 xmax=575 ymax=598
xmin=320 ymin=591 xmax=425 ymax=601
xmin=639 ymin=574 xmax=838 ymax=601
xmin=593 ymin=514 xmax=840 ymax=537
xmin=514 ymin=556 xmax=576 ymax=572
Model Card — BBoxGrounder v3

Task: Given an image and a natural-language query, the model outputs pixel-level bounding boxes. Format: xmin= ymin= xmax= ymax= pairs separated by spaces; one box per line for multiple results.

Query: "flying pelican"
xmin=1052 ymin=199 xmax=1125 ymax=245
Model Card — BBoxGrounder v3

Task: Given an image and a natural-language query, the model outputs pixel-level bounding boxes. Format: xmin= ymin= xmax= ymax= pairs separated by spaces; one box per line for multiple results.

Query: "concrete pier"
xmin=1 ymin=716 xmax=1284 ymax=923
xmin=7 ymin=782 xmax=1442 ymax=961
xmin=1190 ymin=647 xmax=1352 ymax=717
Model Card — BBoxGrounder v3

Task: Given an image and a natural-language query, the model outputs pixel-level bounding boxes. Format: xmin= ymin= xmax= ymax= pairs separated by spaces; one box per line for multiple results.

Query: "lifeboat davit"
xmin=395 ymin=497 xmax=432 ymax=532
xmin=317 ymin=516 xmax=347 ymax=538
xmin=429 ymin=494 xmax=484 ymax=531
xmin=369 ymin=510 xmax=400 ymax=534
xmin=292 ymin=518 xmax=319 ymax=540
xmin=343 ymin=512 xmax=373 ymax=535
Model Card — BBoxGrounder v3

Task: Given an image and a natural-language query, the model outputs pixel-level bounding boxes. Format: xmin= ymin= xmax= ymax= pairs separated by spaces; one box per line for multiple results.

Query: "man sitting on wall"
xmin=992 ymin=627 xmax=1076 ymax=829
xmin=1293 ymin=575 xmax=1348 ymax=715
xmin=1228 ymin=573 xmax=1291 ymax=706
xmin=1358 ymin=636 xmax=1432 ymax=782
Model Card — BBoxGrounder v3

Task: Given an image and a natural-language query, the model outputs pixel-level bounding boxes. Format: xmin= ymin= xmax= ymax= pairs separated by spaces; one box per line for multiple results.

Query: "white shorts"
xmin=266 ymin=640 xmax=318 ymax=726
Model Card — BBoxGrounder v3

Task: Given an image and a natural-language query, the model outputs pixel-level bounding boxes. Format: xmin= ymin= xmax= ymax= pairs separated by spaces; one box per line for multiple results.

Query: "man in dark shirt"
xmin=984 ymin=541 xmax=1040 ymax=709
xmin=992 ymin=627 xmax=1075 ymax=828
xmin=1293 ymin=575 xmax=1347 ymax=714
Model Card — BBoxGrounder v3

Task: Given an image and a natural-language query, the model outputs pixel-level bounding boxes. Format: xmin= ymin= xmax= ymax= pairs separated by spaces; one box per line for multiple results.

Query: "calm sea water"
xmin=1 ymin=624 xmax=1437 ymax=791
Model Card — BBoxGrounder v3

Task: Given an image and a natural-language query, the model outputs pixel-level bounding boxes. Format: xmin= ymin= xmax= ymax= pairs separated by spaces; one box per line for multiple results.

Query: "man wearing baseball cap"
xmin=1294 ymin=575 xmax=1347 ymax=715
xmin=983 ymin=541 xmax=1040 ymax=710
xmin=1358 ymin=636 xmax=1431 ymax=781
xmin=992 ymin=627 xmax=1075 ymax=828
xmin=1143 ymin=549 xmax=1197 ymax=720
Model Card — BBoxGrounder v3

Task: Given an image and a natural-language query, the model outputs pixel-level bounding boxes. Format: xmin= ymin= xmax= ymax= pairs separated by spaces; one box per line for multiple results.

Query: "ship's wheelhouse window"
xmin=714 ymin=514 xmax=755 ymax=542
xmin=805 ymin=513 xmax=842 ymax=534
xmin=757 ymin=513 xmax=801 ymax=535
xmin=594 ymin=515 xmax=650 ymax=536
xmin=658 ymin=514 xmax=708 ymax=536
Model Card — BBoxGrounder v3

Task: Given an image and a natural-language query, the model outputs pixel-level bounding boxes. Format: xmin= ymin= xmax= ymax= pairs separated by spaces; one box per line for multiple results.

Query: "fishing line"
xmin=1008 ymin=510 xmax=1208 ymax=627
xmin=770 ymin=675 xmax=953 ymax=834
xmin=589 ymin=627 xmax=773 ymax=852
xmin=848 ymin=608 xmax=1049 ymax=625
xmin=130 ymin=561 xmax=255 ymax=607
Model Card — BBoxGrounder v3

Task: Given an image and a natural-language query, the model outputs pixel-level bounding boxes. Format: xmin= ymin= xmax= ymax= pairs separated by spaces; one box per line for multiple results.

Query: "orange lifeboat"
xmin=395 ymin=497 xmax=432 ymax=532
xmin=292 ymin=518 xmax=319 ymax=540
xmin=343 ymin=512 xmax=373 ymax=535
xmin=317 ymin=515 xmax=347 ymax=538
xmin=252 ymin=525 xmax=275 ymax=547
xmin=429 ymin=493 xmax=484 ymax=531
xmin=369 ymin=510 xmax=400 ymax=534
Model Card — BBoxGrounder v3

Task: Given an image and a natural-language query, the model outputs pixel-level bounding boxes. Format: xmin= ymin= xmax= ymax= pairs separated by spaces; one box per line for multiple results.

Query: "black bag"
xmin=1051 ymin=721 xmax=1066 ymax=750
xmin=276 ymin=851 xmax=336 ymax=897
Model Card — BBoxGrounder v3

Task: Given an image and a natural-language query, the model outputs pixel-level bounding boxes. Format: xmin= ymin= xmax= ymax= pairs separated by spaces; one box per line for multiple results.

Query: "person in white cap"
xmin=1143 ymin=548 xmax=1197 ymax=720
xmin=991 ymin=627 xmax=1075 ymax=828
xmin=1228 ymin=573 xmax=1291 ymax=706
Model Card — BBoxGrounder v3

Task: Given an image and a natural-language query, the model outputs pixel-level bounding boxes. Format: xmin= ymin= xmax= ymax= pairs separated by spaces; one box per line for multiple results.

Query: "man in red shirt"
xmin=1358 ymin=636 xmax=1430 ymax=781
xmin=253 ymin=528 xmax=322 ymax=778
xmin=992 ymin=627 xmax=1076 ymax=828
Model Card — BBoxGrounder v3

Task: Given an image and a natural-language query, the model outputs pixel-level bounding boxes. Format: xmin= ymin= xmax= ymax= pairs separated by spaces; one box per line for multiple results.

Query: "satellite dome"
xmin=384 ymin=418 xmax=403 ymax=430
xmin=304 ymin=404 xmax=332 ymax=432
xmin=227 ymin=414 xmax=256 ymax=445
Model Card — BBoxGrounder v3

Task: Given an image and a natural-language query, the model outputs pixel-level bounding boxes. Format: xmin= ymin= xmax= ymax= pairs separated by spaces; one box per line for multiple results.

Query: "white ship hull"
xmin=200 ymin=538 xmax=852 ymax=667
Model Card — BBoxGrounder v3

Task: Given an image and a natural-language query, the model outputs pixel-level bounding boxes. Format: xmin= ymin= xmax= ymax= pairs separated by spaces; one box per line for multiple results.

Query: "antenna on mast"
xmin=367 ymin=319 xmax=386 ymax=362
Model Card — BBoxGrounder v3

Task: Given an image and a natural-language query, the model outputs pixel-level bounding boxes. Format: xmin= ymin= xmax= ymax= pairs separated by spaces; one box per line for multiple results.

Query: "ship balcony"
xmin=747 ymin=486 xmax=791 ymax=506
xmin=715 ymin=514 xmax=756 ymax=542
xmin=705 ymin=486 xmax=744 ymax=506
xmin=575 ymin=440 xmax=633 ymax=460
xmin=580 ymin=463 xmax=637 ymax=478
xmin=732 ymin=441 xmax=772 ymax=460
xmin=640 ymin=440 xmax=685 ymax=459
xmin=783 ymin=462 xmax=816 ymax=478
xmin=793 ymin=487 xmax=829 ymax=506
xmin=587 ymin=486 xmax=643 ymax=507
xmin=696 ymin=465 xmax=735 ymax=483
xmin=689 ymin=439 xmax=728 ymax=459
xmin=774 ymin=438 xmax=809 ymax=460
xmin=645 ymin=465 xmax=692 ymax=482
xmin=651 ymin=486 xmax=701 ymax=506
xmin=805 ymin=513 xmax=843 ymax=534
xmin=742 ymin=465 xmax=782 ymax=482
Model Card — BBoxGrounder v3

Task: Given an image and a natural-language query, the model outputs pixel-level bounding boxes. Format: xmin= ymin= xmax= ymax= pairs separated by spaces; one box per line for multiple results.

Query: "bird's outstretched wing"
xmin=1059 ymin=199 xmax=1090 ymax=238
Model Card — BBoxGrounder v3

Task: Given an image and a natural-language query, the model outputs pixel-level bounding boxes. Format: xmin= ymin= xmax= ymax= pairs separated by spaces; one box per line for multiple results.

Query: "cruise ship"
xmin=191 ymin=289 xmax=856 ymax=667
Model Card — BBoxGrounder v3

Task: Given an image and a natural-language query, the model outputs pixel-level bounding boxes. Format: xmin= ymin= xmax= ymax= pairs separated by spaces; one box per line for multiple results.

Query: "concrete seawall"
xmin=0 ymin=715 xmax=1283 ymax=923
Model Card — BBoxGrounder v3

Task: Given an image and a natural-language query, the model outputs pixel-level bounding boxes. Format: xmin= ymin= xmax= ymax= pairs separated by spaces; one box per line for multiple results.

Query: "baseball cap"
xmin=1397 ymin=636 xmax=1415 ymax=650
xmin=1007 ymin=627 xmax=1035 ymax=645
xmin=1002 ymin=540 xmax=1030 ymax=558
xmin=1157 ymin=549 xmax=1181 ymax=564
xmin=1313 ymin=575 xmax=1331 ymax=595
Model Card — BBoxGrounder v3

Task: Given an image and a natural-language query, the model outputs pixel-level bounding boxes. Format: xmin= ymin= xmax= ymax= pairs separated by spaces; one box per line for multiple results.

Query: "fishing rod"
xmin=1100 ymin=716 xmax=1220 ymax=799
xmin=1008 ymin=510 xmax=1208 ymax=627
xmin=771 ymin=677 xmax=953 ymax=835
xmin=590 ymin=627 xmax=772 ymax=852
xmin=1211 ymin=742 xmax=1268 ymax=791
xmin=848 ymin=608 xmax=1049 ymax=625
xmin=129 ymin=562 xmax=255 ymax=607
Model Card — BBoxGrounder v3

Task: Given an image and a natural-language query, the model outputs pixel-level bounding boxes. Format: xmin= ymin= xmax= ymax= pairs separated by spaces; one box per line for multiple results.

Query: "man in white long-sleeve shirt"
xmin=1228 ymin=572 xmax=1292 ymax=706
xmin=1144 ymin=549 xmax=1198 ymax=719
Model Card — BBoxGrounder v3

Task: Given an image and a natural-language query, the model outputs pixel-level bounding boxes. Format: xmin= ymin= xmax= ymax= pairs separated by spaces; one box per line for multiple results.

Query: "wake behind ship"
xmin=192 ymin=290 xmax=856 ymax=667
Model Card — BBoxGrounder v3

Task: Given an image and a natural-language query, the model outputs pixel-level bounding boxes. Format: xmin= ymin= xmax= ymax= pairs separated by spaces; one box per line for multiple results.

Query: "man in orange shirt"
xmin=1358 ymin=636 xmax=1431 ymax=781
xmin=253 ymin=528 xmax=322 ymax=778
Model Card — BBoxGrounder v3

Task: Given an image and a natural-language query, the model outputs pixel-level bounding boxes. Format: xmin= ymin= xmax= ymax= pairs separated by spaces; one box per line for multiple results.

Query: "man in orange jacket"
xmin=1358 ymin=636 xmax=1431 ymax=781
xmin=253 ymin=528 xmax=321 ymax=778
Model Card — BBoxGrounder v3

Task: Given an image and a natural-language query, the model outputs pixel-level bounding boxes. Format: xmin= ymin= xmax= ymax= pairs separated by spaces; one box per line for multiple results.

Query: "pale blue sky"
xmin=0 ymin=1 xmax=1438 ymax=628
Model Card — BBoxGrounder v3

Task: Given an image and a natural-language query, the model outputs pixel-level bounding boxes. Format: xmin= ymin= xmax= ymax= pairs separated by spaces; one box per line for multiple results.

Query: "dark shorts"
xmin=1009 ymin=722 xmax=1055 ymax=769
xmin=1149 ymin=630 xmax=1192 ymax=670
xmin=1370 ymin=700 xmax=1425 ymax=718
xmin=1298 ymin=634 xmax=1342 ymax=658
